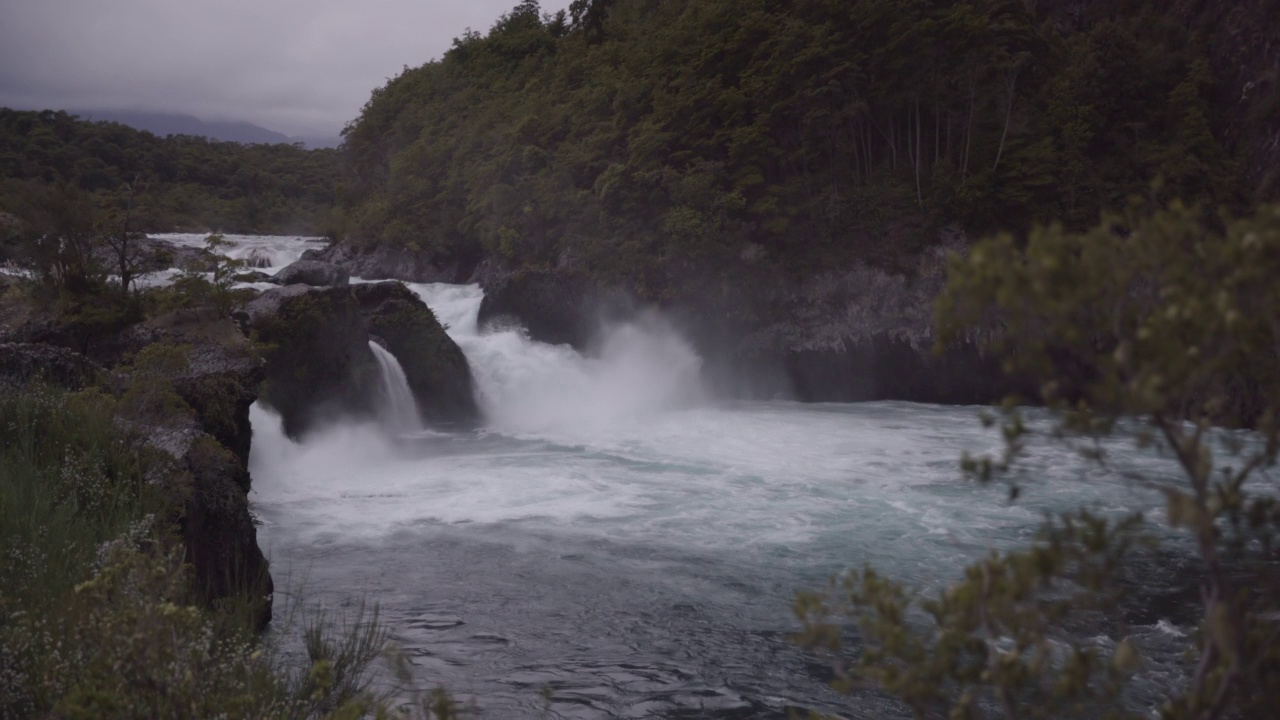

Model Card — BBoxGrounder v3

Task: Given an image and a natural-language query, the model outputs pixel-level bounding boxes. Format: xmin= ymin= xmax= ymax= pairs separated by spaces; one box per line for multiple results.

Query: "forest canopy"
xmin=336 ymin=0 xmax=1262 ymax=283
xmin=0 ymin=108 xmax=340 ymax=236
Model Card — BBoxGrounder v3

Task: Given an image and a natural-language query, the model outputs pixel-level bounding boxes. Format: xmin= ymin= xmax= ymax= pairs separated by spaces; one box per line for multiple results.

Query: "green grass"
xmin=0 ymin=386 xmax=160 ymax=609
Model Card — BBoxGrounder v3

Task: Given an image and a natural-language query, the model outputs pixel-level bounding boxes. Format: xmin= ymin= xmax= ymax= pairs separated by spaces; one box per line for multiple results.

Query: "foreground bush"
xmin=798 ymin=203 xmax=1280 ymax=718
xmin=0 ymin=386 xmax=410 ymax=719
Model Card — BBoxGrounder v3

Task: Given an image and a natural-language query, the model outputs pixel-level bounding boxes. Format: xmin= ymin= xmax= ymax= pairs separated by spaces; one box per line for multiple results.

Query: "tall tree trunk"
xmin=946 ymin=109 xmax=952 ymax=165
xmin=914 ymin=101 xmax=924 ymax=209
xmin=890 ymin=114 xmax=897 ymax=172
xmin=992 ymin=66 xmax=1020 ymax=173
xmin=962 ymin=74 xmax=976 ymax=179
xmin=934 ymin=99 xmax=941 ymax=166
xmin=871 ymin=113 xmax=896 ymax=172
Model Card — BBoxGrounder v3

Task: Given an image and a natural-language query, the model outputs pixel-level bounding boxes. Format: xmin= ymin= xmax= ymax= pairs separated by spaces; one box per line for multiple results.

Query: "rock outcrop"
xmin=477 ymin=269 xmax=600 ymax=349
xmin=244 ymin=285 xmax=380 ymax=438
xmin=143 ymin=419 xmax=273 ymax=630
xmin=735 ymin=248 xmax=1016 ymax=403
xmin=272 ymin=259 xmax=350 ymax=287
xmin=245 ymin=283 xmax=481 ymax=437
xmin=108 ymin=309 xmax=273 ymax=629
xmin=301 ymin=241 xmax=477 ymax=283
xmin=0 ymin=342 xmax=101 ymax=390
xmin=353 ymin=282 xmax=480 ymax=426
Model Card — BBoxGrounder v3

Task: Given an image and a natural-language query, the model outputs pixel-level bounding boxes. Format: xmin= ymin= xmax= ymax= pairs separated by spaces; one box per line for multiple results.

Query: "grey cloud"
xmin=0 ymin=0 xmax=571 ymax=136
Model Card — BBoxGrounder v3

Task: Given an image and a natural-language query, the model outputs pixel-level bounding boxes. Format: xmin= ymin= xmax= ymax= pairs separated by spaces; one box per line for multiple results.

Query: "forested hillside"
xmin=336 ymin=0 xmax=1274 ymax=288
xmin=0 ymin=109 xmax=340 ymax=235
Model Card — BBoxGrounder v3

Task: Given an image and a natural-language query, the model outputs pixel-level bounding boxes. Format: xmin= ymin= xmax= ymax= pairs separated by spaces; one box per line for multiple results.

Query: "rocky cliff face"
xmin=1 ymin=274 xmax=483 ymax=633
xmin=1 ymin=307 xmax=278 ymax=631
xmin=120 ymin=309 xmax=274 ymax=629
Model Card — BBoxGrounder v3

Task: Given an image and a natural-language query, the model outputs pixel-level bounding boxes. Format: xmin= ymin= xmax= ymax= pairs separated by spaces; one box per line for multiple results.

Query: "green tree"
xmin=797 ymin=202 xmax=1280 ymax=718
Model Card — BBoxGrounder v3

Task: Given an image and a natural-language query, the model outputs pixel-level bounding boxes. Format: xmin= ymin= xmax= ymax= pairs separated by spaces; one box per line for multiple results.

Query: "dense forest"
xmin=336 ymin=0 xmax=1275 ymax=285
xmin=0 ymin=109 xmax=340 ymax=236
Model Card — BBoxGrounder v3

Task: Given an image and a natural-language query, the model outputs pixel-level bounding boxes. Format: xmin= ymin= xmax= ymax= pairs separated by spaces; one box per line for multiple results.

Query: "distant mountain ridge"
xmin=69 ymin=109 xmax=341 ymax=149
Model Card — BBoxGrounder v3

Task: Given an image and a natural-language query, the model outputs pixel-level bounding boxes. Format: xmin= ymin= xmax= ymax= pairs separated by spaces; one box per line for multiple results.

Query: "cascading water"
xmin=403 ymin=282 xmax=706 ymax=434
xmin=146 ymin=233 xmax=326 ymax=289
xmin=151 ymin=232 xmax=325 ymax=273
xmin=367 ymin=341 xmax=422 ymax=433
xmin=249 ymin=278 xmax=1209 ymax=719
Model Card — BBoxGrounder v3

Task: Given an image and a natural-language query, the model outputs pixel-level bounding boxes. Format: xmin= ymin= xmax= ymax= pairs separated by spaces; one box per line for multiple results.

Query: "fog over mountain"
xmin=0 ymin=0 xmax=571 ymax=138
xmin=69 ymin=109 xmax=340 ymax=148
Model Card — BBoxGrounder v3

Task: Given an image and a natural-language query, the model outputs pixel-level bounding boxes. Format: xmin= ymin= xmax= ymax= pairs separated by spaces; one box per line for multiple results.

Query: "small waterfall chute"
xmin=368 ymin=341 xmax=422 ymax=432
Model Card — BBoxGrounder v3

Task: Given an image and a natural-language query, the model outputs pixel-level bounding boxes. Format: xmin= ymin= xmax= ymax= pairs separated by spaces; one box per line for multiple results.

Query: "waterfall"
xmin=368 ymin=341 xmax=421 ymax=432
xmin=401 ymin=282 xmax=705 ymax=435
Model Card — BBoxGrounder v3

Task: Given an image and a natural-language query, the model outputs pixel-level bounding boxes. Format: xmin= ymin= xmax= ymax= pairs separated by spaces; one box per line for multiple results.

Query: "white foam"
xmin=150 ymin=233 xmax=325 ymax=274
xmin=248 ymin=282 xmax=1187 ymax=586
xmin=404 ymin=282 xmax=706 ymax=435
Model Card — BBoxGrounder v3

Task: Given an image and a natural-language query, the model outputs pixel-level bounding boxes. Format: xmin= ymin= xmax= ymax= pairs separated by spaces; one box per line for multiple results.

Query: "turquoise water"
xmin=247 ymin=281 xmax=1211 ymax=718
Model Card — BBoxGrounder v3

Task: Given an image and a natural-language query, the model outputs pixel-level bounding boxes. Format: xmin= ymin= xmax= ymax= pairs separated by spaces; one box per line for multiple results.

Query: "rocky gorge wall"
xmin=313 ymin=238 xmax=1020 ymax=406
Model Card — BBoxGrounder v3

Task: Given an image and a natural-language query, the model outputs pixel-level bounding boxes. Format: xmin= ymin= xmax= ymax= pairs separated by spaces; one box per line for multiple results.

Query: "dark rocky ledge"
xmin=272 ymin=259 xmax=350 ymax=287
xmin=301 ymin=241 xmax=479 ymax=284
xmin=244 ymin=285 xmax=381 ymax=438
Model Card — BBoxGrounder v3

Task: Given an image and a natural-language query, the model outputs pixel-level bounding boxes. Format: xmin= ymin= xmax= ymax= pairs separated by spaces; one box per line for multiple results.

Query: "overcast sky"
xmin=0 ymin=0 xmax=571 ymax=138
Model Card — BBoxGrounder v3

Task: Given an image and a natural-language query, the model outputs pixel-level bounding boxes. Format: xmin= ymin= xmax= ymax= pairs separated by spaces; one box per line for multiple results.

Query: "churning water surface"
xmin=242 ymin=264 xmax=1210 ymax=718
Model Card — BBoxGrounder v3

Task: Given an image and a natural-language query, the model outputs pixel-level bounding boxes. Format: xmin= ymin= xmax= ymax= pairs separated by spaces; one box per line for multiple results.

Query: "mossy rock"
xmin=353 ymin=282 xmax=479 ymax=425
xmin=245 ymin=285 xmax=381 ymax=439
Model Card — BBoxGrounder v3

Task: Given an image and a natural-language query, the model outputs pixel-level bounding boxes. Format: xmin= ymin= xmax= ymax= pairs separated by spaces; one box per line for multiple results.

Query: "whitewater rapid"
xmin=246 ymin=277 xmax=1204 ymax=718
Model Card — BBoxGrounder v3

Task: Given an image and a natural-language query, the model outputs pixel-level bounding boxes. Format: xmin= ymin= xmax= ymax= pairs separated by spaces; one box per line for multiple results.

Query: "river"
xmin=158 ymin=233 xmax=1204 ymax=718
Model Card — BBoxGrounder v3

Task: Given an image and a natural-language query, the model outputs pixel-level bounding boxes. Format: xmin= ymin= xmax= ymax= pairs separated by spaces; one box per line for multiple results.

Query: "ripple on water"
xmin=248 ymin=280 xmax=1234 ymax=718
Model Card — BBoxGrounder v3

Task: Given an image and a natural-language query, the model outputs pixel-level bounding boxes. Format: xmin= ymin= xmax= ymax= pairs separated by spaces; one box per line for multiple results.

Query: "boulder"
xmin=244 ymin=285 xmax=380 ymax=438
xmin=272 ymin=259 xmax=350 ymax=287
xmin=352 ymin=282 xmax=479 ymax=425
xmin=477 ymin=269 xmax=601 ymax=349
xmin=139 ymin=236 xmax=206 ymax=274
